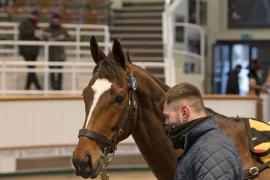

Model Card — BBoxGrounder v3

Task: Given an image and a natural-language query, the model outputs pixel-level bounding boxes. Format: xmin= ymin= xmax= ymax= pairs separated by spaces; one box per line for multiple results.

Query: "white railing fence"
xmin=0 ymin=22 xmax=167 ymax=95
xmin=163 ymin=0 xmax=205 ymax=91
xmin=0 ymin=41 xmax=166 ymax=95
xmin=0 ymin=22 xmax=110 ymax=58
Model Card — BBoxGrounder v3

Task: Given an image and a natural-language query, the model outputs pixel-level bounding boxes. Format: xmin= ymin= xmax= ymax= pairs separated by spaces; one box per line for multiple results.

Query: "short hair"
xmin=162 ymin=82 xmax=204 ymax=112
xmin=235 ymin=64 xmax=242 ymax=69
xmin=52 ymin=12 xmax=61 ymax=19
xmin=31 ymin=10 xmax=39 ymax=17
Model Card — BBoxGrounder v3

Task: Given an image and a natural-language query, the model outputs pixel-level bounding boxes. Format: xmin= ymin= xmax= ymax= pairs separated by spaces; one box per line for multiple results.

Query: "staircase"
xmin=110 ymin=0 xmax=165 ymax=81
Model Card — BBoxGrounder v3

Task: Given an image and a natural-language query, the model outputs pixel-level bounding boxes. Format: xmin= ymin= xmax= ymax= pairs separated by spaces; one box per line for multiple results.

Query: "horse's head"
xmin=72 ymin=37 xmax=137 ymax=178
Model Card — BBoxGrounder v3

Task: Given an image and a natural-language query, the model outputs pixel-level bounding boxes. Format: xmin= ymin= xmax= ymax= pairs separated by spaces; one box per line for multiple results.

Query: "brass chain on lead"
xmin=100 ymin=148 xmax=115 ymax=180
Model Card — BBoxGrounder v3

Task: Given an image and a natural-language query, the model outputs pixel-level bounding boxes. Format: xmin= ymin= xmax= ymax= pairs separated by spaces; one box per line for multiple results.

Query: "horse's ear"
xmin=90 ymin=36 xmax=105 ymax=64
xmin=112 ymin=39 xmax=128 ymax=69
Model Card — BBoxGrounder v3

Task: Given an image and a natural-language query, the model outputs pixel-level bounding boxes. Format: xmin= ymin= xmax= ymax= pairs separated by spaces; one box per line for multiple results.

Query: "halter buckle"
xmin=249 ymin=166 xmax=259 ymax=176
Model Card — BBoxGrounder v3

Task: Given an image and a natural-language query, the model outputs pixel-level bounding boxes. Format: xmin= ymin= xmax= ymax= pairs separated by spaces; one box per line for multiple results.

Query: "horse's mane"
xmin=134 ymin=65 xmax=170 ymax=92
xmin=125 ymin=50 xmax=170 ymax=91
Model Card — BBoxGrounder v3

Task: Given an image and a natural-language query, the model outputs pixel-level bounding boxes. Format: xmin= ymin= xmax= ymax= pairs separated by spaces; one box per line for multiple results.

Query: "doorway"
xmin=212 ymin=40 xmax=270 ymax=95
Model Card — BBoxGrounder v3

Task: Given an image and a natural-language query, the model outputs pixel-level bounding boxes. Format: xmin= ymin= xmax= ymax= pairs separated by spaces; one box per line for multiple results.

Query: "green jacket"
xmin=44 ymin=24 xmax=71 ymax=62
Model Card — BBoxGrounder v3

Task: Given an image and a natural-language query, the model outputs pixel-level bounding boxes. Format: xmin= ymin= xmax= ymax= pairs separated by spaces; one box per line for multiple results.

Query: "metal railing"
xmin=0 ymin=22 xmax=110 ymax=57
xmin=0 ymin=40 xmax=166 ymax=95
xmin=163 ymin=0 xmax=205 ymax=87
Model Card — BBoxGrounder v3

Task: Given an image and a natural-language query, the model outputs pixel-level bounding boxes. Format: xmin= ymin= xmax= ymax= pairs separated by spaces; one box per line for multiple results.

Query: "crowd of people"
xmin=18 ymin=10 xmax=71 ymax=90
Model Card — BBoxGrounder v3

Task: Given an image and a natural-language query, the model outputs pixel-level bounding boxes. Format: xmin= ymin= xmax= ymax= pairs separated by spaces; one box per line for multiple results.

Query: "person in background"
xmin=248 ymin=59 xmax=266 ymax=95
xmin=226 ymin=64 xmax=242 ymax=94
xmin=43 ymin=12 xmax=71 ymax=90
xmin=162 ymin=83 xmax=242 ymax=180
xmin=263 ymin=67 xmax=270 ymax=93
xmin=19 ymin=10 xmax=42 ymax=90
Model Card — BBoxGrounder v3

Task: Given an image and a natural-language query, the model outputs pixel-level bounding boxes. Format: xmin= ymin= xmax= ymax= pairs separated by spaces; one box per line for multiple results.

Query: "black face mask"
xmin=164 ymin=117 xmax=209 ymax=149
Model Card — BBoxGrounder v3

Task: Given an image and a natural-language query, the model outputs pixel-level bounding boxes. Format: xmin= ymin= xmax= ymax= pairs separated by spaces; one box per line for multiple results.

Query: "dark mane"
xmin=135 ymin=65 xmax=170 ymax=91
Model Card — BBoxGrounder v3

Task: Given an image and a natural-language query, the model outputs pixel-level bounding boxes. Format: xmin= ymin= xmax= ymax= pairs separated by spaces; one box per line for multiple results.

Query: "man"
xmin=43 ymin=12 xmax=71 ymax=90
xmin=226 ymin=64 xmax=242 ymax=94
xmin=19 ymin=11 xmax=42 ymax=90
xmin=162 ymin=83 xmax=242 ymax=180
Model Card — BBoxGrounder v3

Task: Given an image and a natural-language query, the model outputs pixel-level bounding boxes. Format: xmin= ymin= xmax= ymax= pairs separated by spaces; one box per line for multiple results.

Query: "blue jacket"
xmin=174 ymin=117 xmax=242 ymax=180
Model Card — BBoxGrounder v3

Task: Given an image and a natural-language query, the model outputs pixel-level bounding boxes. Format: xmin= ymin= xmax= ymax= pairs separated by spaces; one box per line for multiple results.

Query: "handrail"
xmin=0 ymin=22 xmax=167 ymax=95
xmin=163 ymin=0 xmax=205 ymax=86
xmin=0 ymin=22 xmax=110 ymax=56
xmin=0 ymin=57 xmax=166 ymax=95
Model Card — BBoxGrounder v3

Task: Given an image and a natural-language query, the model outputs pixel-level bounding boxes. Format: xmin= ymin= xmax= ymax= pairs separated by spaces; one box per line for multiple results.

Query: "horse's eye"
xmin=115 ymin=95 xmax=125 ymax=103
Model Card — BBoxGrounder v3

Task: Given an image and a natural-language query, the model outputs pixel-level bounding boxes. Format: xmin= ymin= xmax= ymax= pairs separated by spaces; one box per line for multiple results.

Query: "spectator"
xmin=248 ymin=59 xmax=266 ymax=95
xmin=226 ymin=64 xmax=242 ymax=94
xmin=43 ymin=13 xmax=71 ymax=90
xmin=19 ymin=10 xmax=42 ymax=90
xmin=162 ymin=83 xmax=242 ymax=180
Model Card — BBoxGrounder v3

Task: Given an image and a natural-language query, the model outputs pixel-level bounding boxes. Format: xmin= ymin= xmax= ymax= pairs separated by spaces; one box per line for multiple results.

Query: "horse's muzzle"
xmin=72 ymin=155 xmax=95 ymax=178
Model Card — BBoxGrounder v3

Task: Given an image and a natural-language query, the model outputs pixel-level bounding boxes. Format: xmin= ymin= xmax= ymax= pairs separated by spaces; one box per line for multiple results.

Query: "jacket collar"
xmin=167 ymin=116 xmax=217 ymax=150
xmin=184 ymin=117 xmax=218 ymax=149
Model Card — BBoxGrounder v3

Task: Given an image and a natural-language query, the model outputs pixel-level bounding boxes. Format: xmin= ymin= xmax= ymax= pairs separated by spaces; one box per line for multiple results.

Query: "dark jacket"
xmin=18 ymin=18 xmax=39 ymax=56
xmin=248 ymin=69 xmax=263 ymax=95
xmin=44 ymin=24 xmax=71 ymax=62
xmin=226 ymin=70 xmax=240 ymax=94
xmin=174 ymin=117 xmax=242 ymax=180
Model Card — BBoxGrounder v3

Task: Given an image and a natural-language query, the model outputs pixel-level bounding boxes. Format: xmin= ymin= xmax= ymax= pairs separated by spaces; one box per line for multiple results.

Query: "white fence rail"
xmin=163 ymin=0 xmax=205 ymax=90
xmin=0 ymin=41 xmax=166 ymax=95
xmin=0 ymin=22 xmax=167 ymax=95
xmin=0 ymin=22 xmax=110 ymax=58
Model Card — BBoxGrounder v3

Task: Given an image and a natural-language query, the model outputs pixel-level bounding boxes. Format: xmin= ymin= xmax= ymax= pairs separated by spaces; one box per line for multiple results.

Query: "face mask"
xmin=164 ymin=123 xmax=190 ymax=149
xmin=164 ymin=117 xmax=209 ymax=149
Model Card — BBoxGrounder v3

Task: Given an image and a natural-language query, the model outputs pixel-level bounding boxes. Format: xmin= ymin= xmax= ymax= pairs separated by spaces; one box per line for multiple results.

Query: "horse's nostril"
xmin=72 ymin=155 xmax=92 ymax=176
xmin=82 ymin=155 xmax=90 ymax=164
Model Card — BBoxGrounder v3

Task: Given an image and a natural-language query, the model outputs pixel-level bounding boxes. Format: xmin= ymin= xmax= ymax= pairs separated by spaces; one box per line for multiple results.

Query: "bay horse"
xmin=72 ymin=37 xmax=269 ymax=179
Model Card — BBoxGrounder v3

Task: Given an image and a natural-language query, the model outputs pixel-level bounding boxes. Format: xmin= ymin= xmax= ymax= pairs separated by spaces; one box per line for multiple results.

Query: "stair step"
xmin=121 ymin=41 xmax=163 ymax=45
xmin=114 ymin=12 xmax=162 ymax=18
xmin=120 ymin=41 xmax=162 ymax=49
xmin=112 ymin=33 xmax=162 ymax=38
xmin=112 ymin=33 xmax=162 ymax=39
xmin=123 ymin=1 xmax=164 ymax=7
xmin=110 ymin=26 xmax=162 ymax=32
xmin=114 ymin=6 xmax=164 ymax=12
xmin=125 ymin=48 xmax=163 ymax=53
xmin=130 ymin=56 xmax=163 ymax=62
xmin=114 ymin=19 xmax=162 ymax=25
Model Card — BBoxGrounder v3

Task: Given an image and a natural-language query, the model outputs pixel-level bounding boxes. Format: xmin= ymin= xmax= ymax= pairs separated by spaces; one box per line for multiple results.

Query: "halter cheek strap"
xmin=78 ymin=72 xmax=138 ymax=154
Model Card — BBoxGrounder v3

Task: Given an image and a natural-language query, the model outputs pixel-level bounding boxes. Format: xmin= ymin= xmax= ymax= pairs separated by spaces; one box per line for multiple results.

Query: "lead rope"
xmin=100 ymin=151 xmax=114 ymax=180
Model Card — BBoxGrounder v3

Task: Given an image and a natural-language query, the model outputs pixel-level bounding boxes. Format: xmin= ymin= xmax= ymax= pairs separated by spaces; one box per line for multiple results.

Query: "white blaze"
xmin=86 ymin=79 xmax=112 ymax=127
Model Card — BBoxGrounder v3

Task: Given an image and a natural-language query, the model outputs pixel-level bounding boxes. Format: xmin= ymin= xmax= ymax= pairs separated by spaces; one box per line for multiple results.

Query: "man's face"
xmin=163 ymin=101 xmax=182 ymax=126
xmin=51 ymin=18 xmax=60 ymax=25
xmin=32 ymin=15 xmax=39 ymax=23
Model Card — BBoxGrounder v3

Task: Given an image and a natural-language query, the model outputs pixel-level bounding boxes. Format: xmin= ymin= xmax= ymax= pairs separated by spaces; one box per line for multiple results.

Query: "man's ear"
xmin=90 ymin=36 xmax=105 ymax=64
xmin=181 ymin=105 xmax=189 ymax=123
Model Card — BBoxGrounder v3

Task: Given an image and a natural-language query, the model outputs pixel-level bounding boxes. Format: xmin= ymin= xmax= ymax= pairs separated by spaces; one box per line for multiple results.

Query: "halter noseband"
xmin=78 ymin=72 xmax=138 ymax=154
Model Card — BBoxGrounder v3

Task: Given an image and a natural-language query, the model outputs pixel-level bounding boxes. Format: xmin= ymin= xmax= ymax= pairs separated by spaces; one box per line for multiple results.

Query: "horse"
xmin=72 ymin=37 xmax=269 ymax=179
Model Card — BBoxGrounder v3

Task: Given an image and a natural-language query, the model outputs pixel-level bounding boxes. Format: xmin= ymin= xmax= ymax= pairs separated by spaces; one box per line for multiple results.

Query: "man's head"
xmin=30 ymin=11 xmax=39 ymax=23
xmin=51 ymin=12 xmax=61 ymax=26
xmin=162 ymin=83 xmax=205 ymax=126
xmin=235 ymin=64 xmax=242 ymax=73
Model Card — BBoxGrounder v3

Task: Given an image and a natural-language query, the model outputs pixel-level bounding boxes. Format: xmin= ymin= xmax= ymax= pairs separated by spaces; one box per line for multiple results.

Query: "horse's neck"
xmin=131 ymin=68 xmax=177 ymax=180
